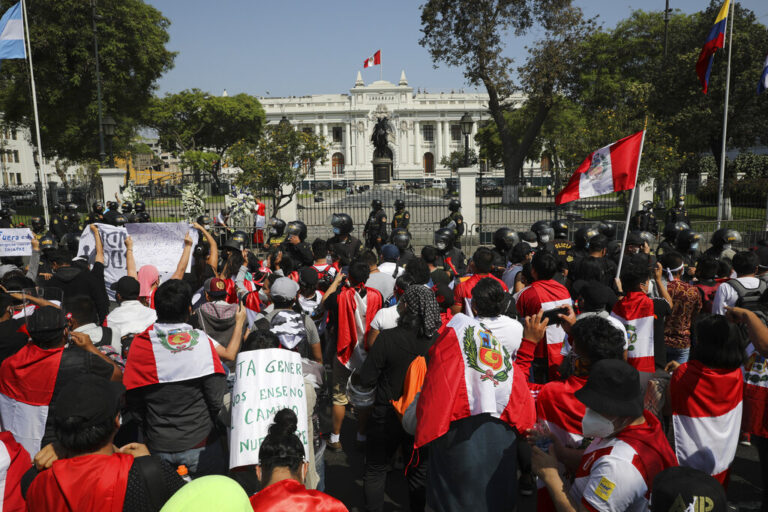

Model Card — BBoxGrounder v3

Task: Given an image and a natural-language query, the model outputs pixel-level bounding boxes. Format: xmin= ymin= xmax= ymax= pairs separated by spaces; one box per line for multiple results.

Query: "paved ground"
xmin=320 ymin=403 xmax=764 ymax=511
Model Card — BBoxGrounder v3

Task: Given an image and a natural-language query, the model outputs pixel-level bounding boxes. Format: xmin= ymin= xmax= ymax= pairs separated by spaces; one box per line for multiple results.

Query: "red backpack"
xmin=695 ymin=281 xmax=721 ymax=313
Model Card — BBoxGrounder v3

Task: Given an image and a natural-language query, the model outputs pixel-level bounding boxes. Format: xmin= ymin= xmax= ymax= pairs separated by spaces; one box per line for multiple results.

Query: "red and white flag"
xmin=415 ymin=314 xmax=535 ymax=448
xmin=0 ymin=431 xmax=30 ymax=511
xmin=0 ymin=345 xmax=62 ymax=456
xmin=742 ymin=345 xmax=768 ymax=439
xmin=336 ymin=286 xmax=382 ymax=369
xmin=670 ymin=360 xmax=742 ymax=484
xmin=123 ymin=324 xmax=225 ymax=390
xmin=363 ymin=50 xmax=381 ymax=68
xmin=611 ymin=291 xmax=655 ymax=373
xmin=555 ymin=131 xmax=645 ymax=205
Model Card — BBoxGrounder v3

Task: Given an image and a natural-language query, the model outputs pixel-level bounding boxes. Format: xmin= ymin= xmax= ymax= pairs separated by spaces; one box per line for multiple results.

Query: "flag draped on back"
xmin=363 ymin=50 xmax=381 ymax=68
xmin=336 ymin=286 xmax=382 ymax=369
xmin=415 ymin=314 xmax=535 ymax=448
xmin=555 ymin=131 xmax=644 ymax=205
xmin=759 ymin=53 xmax=768 ymax=95
xmin=696 ymin=0 xmax=730 ymax=94
xmin=611 ymin=291 xmax=655 ymax=373
xmin=742 ymin=345 xmax=768 ymax=439
xmin=0 ymin=2 xmax=25 ymax=61
xmin=670 ymin=360 xmax=742 ymax=484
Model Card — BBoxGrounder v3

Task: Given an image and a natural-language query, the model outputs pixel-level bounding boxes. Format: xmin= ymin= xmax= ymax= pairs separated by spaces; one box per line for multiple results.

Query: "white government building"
xmin=261 ymin=70 xmax=524 ymax=182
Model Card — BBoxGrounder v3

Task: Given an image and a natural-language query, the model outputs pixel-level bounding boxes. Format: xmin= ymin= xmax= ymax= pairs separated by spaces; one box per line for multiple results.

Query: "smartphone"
xmin=541 ymin=306 xmax=569 ymax=325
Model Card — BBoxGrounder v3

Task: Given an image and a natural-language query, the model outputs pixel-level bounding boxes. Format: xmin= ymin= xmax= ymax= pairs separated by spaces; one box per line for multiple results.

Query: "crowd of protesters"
xmin=0 ymin=208 xmax=766 ymax=512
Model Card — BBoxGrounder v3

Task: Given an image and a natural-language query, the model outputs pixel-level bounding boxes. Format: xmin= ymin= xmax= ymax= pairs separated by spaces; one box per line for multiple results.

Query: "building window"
xmin=13 ymin=150 xmax=18 ymax=163
xmin=422 ymin=124 xmax=434 ymax=142
xmin=451 ymin=124 xmax=462 ymax=142
xmin=11 ymin=129 xmax=16 ymax=140
xmin=423 ymin=152 xmax=435 ymax=174
xmin=332 ymin=127 xmax=343 ymax=143
xmin=332 ymin=152 xmax=345 ymax=176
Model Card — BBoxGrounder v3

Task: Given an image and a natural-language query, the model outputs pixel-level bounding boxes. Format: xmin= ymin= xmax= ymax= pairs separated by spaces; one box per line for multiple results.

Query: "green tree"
xmin=0 ymin=0 xmax=175 ymax=164
xmin=230 ymin=124 xmax=327 ymax=213
xmin=148 ymin=90 xmax=265 ymax=186
xmin=420 ymin=1 xmax=592 ymax=202
xmin=440 ymin=148 xmax=478 ymax=173
xmin=179 ymin=150 xmax=219 ymax=183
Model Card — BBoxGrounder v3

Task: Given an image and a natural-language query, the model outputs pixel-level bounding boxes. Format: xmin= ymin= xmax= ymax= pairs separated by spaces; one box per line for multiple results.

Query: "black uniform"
xmin=265 ymin=235 xmax=286 ymax=250
xmin=49 ymin=215 xmax=67 ymax=240
xmin=363 ymin=209 xmax=388 ymax=252
xmin=553 ymin=239 xmax=574 ymax=264
xmin=436 ymin=247 xmax=466 ymax=277
xmin=391 ymin=209 xmax=410 ymax=231
xmin=396 ymin=249 xmax=416 ymax=268
xmin=103 ymin=209 xmax=120 ymax=226
xmin=655 ymin=239 xmax=675 ymax=258
xmin=665 ymin=207 xmax=689 ymax=226
xmin=327 ymin=234 xmax=363 ymax=268
xmin=84 ymin=212 xmax=104 ymax=226
xmin=440 ymin=212 xmax=464 ymax=248
xmin=280 ymin=240 xmax=314 ymax=268
xmin=629 ymin=210 xmax=658 ymax=235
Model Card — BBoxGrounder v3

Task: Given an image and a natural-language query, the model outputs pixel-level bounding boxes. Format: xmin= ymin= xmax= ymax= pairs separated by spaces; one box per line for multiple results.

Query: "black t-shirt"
xmin=183 ymin=263 xmax=216 ymax=293
xmin=652 ymin=298 xmax=672 ymax=370
xmin=0 ymin=318 xmax=28 ymax=365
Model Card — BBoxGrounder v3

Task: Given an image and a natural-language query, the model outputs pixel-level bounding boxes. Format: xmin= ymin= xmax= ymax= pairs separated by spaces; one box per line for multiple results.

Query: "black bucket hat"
xmin=575 ymin=359 xmax=643 ymax=417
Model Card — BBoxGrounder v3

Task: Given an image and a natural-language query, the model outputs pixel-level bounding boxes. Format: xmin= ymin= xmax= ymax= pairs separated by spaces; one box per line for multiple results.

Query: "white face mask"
xmin=690 ymin=242 xmax=700 ymax=251
xmin=722 ymin=244 xmax=731 ymax=251
xmin=540 ymin=234 xmax=551 ymax=243
xmin=333 ymin=227 xmax=341 ymax=235
xmin=582 ymin=408 xmax=615 ymax=438
xmin=436 ymin=242 xmax=447 ymax=251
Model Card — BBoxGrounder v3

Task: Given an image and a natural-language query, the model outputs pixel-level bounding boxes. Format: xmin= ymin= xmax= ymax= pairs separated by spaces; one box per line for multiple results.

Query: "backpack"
xmin=727 ymin=279 xmax=768 ymax=345
xmin=314 ymin=265 xmax=335 ymax=292
xmin=270 ymin=310 xmax=310 ymax=358
xmin=391 ymin=356 xmax=427 ymax=420
xmin=695 ymin=281 xmax=720 ymax=314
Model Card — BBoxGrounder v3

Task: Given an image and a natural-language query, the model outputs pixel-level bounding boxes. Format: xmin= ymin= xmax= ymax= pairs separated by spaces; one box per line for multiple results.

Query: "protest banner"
xmin=77 ymin=222 xmax=198 ymax=300
xmin=229 ymin=348 xmax=309 ymax=469
xmin=0 ymin=228 xmax=33 ymax=256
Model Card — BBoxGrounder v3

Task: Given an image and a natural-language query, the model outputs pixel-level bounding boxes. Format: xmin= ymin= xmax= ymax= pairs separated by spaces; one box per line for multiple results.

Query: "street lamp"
xmin=460 ymin=112 xmax=473 ymax=167
xmin=102 ymin=114 xmax=116 ymax=167
xmin=279 ymin=116 xmax=291 ymax=127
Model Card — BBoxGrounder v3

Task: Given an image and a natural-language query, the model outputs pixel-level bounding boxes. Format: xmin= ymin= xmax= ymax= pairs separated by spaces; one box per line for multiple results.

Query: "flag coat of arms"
xmin=123 ymin=323 xmax=225 ymax=390
xmin=696 ymin=0 xmax=730 ymax=94
xmin=363 ymin=50 xmax=381 ymax=68
xmin=555 ymin=131 xmax=644 ymax=205
xmin=415 ymin=314 xmax=535 ymax=448
xmin=0 ymin=344 xmax=62 ymax=456
xmin=670 ymin=360 xmax=742 ymax=484
xmin=611 ymin=291 xmax=655 ymax=373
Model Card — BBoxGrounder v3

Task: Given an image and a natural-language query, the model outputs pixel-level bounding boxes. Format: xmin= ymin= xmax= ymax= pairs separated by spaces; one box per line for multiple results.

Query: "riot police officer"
xmin=705 ymin=228 xmax=741 ymax=262
xmin=391 ymin=199 xmax=410 ymax=232
xmin=391 ymin=228 xmax=415 ymax=267
xmin=551 ymin=220 xmax=573 ymax=263
xmin=433 ymin=227 xmax=466 ymax=277
xmin=281 ymin=220 xmax=313 ymax=267
xmin=327 ymin=213 xmax=362 ymax=268
xmin=491 ymin=228 xmax=519 ymax=267
xmin=103 ymin=201 xmax=120 ymax=225
xmin=531 ymin=220 xmax=555 ymax=253
xmin=657 ymin=221 xmax=689 ymax=257
xmin=629 ymin=200 xmax=658 ymax=235
xmin=63 ymin=203 xmax=80 ymax=233
xmin=568 ymin=226 xmax=600 ymax=267
xmin=675 ymin=229 xmax=702 ymax=267
xmin=0 ymin=207 xmax=13 ymax=228
xmin=363 ymin=199 xmax=388 ymax=253
xmin=134 ymin=200 xmax=150 ymax=223
xmin=49 ymin=204 xmax=67 ymax=240
xmin=440 ymin=199 xmax=464 ymax=248
xmin=121 ymin=201 xmax=137 ymax=223
xmin=29 ymin=216 xmax=46 ymax=238
xmin=666 ymin=195 xmax=689 ymax=226
xmin=264 ymin=217 xmax=287 ymax=249
xmin=85 ymin=201 xmax=105 ymax=226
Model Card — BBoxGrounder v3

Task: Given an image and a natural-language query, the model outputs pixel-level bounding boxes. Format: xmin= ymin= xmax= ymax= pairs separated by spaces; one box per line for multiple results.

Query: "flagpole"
xmin=616 ymin=119 xmax=648 ymax=280
xmin=21 ymin=0 xmax=49 ymax=225
xmin=716 ymin=0 xmax=735 ymax=229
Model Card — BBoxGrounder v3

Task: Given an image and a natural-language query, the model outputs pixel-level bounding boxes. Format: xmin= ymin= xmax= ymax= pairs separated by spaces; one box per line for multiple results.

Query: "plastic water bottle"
xmin=177 ymin=465 xmax=192 ymax=483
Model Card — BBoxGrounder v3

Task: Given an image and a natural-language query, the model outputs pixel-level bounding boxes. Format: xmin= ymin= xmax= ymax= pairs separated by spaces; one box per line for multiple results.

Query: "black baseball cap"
xmin=298 ymin=267 xmax=319 ymax=288
xmin=650 ymin=466 xmax=727 ymax=512
xmin=111 ymin=276 xmax=140 ymax=300
xmin=54 ymin=374 xmax=125 ymax=428
xmin=573 ymin=280 xmax=618 ymax=312
xmin=27 ymin=306 xmax=67 ymax=334
xmin=575 ymin=359 xmax=643 ymax=417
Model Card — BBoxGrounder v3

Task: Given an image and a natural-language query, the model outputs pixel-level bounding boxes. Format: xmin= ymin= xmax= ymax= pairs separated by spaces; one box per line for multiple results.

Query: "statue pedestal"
xmin=373 ymin=157 xmax=392 ymax=184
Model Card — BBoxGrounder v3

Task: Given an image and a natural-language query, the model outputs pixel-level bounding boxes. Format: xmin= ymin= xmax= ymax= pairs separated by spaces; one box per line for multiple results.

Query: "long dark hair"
xmin=690 ymin=314 xmax=746 ymax=370
xmin=258 ymin=409 xmax=305 ymax=483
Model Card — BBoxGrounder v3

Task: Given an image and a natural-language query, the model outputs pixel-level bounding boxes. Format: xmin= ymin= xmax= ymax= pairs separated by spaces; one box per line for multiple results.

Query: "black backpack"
xmin=727 ymin=279 xmax=768 ymax=345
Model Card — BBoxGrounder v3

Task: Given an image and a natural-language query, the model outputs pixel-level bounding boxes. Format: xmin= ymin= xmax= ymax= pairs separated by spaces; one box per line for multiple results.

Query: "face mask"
xmin=333 ymin=227 xmax=341 ymax=235
xmin=436 ymin=242 xmax=447 ymax=251
xmin=269 ymin=228 xmax=278 ymax=236
xmin=540 ymin=235 xmax=550 ymax=243
xmin=582 ymin=408 xmax=615 ymax=438
xmin=722 ymin=244 xmax=731 ymax=251
xmin=627 ymin=246 xmax=639 ymax=255
xmin=690 ymin=242 xmax=699 ymax=251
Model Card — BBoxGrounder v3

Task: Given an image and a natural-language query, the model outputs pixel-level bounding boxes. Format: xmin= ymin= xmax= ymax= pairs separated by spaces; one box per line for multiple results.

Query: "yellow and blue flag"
xmin=696 ymin=0 xmax=730 ymax=94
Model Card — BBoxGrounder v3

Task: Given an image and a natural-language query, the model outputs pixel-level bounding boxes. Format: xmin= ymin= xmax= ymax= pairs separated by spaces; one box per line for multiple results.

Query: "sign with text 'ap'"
xmin=229 ymin=348 xmax=309 ymax=469
xmin=0 ymin=228 xmax=33 ymax=256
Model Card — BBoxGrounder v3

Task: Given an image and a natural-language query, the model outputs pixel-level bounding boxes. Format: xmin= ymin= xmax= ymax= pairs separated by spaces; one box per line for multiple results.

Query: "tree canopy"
xmin=0 ymin=0 xmax=175 ymax=163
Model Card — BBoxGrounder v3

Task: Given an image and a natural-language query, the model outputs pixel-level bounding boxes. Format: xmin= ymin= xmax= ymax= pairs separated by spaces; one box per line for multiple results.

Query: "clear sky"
xmin=147 ymin=0 xmax=768 ymax=98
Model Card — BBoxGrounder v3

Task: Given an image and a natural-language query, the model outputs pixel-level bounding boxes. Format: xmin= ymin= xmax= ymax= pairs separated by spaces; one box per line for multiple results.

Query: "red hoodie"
xmin=26 ymin=453 xmax=134 ymax=512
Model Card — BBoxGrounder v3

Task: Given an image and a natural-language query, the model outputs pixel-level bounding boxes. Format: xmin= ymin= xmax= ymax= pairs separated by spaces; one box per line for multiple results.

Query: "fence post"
xmin=458 ymin=166 xmax=477 ymax=243
xmin=98 ymin=168 xmax=126 ymax=205
xmin=279 ymin=183 xmax=299 ymax=221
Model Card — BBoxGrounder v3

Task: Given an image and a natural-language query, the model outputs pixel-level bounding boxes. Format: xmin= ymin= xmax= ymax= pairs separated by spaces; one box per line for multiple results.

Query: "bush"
xmin=696 ymin=177 xmax=768 ymax=206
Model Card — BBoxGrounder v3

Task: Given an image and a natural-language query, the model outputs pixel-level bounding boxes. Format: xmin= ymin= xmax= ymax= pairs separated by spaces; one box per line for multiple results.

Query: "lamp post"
xmin=91 ymin=0 xmax=107 ymax=166
xmin=102 ymin=114 xmax=116 ymax=167
xmin=460 ymin=112 xmax=473 ymax=167
xmin=279 ymin=116 xmax=291 ymax=128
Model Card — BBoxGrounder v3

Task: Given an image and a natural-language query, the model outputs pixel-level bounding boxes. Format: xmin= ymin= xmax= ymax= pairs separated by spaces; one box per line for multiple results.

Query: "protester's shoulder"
xmin=124 ymin=456 xmax=185 ymax=512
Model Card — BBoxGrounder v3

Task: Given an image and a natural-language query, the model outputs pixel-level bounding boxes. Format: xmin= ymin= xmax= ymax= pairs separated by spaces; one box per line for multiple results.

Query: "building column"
xmin=435 ymin=121 xmax=442 ymax=167
xmin=322 ymin=123 xmax=328 ymax=139
xmin=400 ymin=124 xmax=408 ymax=167
xmin=413 ymin=120 xmax=420 ymax=170
xmin=444 ymin=121 xmax=450 ymax=158
xmin=345 ymin=123 xmax=352 ymax=168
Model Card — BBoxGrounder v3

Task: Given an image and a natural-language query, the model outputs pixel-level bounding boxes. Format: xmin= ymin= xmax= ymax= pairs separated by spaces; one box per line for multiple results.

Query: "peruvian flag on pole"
xmin=363 ymin=50 xmax=381 ymax=68
xmin=555 ymin=130 xmax=645 ymax=205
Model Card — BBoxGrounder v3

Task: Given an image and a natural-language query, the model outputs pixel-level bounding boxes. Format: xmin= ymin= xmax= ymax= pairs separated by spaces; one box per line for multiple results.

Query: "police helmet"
xmin=639 ymin=231 xmax=655 ymax=247
xmin=92 ymin=201 xmax=104 ymax=213
xmin=66 ymin=203 xmax=78 ymax=213
xmin=40 ymin=233 xmax=57 ymax=251
xmin=52 ymin=203 xmax=63 ymax=214
xmin=434 ymin=227 xmax=455 ymax=251
xmin=394 ymin=199 xmax=405 ymax=210
xmin=268 ymin=217 xmax=287 ymax=237
xmin=196 ymin=214 xmax=212 ymax=229
xmin=113 ymin=214 xmax=128 ymax=227
xmin=448 ymin=199 xmax=461 ymax=212
xmin=676 ymin=195 xmax=685 ymax=206
xmin=371 ymin=199 xmax=382 ymax=211
xmin=60 ymin=233 xmax=81 ymax=255
xmin=531 ymin=220 xmax=554 ymax=244
xmin=30 ymin=216 xmax=45 ymax=233
xmin=224 ymin=230 xmax=249 ymax=251
xmin=493 ymin=228 xmax=520 ymax=252
xmin=675 ymin=229 xmax=702 ymax=252
xmin=574 ymin=226 xmax=600 ymax=250
xmin=137 ymin=211 xmax=151 ymax=223
xmin=391 ymin=228 xmax=411 ymax=251
xmin=330 ymin=213 xmax=353 ymax=236
xmin=711 ymin=228 xmax=742 ymax=247
xmin=595 ymin=221 xmax=617 ymax=241
xmin=663 ymin=221 xmax=689 ymax=241
xmin=121 ymin=201 xmax=133 ymax=214
xmin=642 ymin=200 xmax=654 ymax=212
xmin=551 ymin=220 xmax=569 ymax=239
xmin=285 ymin=220 xmax=307 ymax=241
xmin=133 ymin=200 xmax=146 ymax=213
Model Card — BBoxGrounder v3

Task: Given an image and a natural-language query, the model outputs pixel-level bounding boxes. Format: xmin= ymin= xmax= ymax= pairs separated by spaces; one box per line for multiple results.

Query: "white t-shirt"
xmin=106 ymin=300 xmax=157 ymax=338
xmin=712 ymin=276 xmax=761 ymax=315
xmin=74 ymin=323 xmax=122 ymax=353
xmin=370 ymin=306 xmax=400 ymax=332
xmin=378 ymin=262 xmax=404 ymax=279
xmin=476 ymin=315 xmax=523 ymax=358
